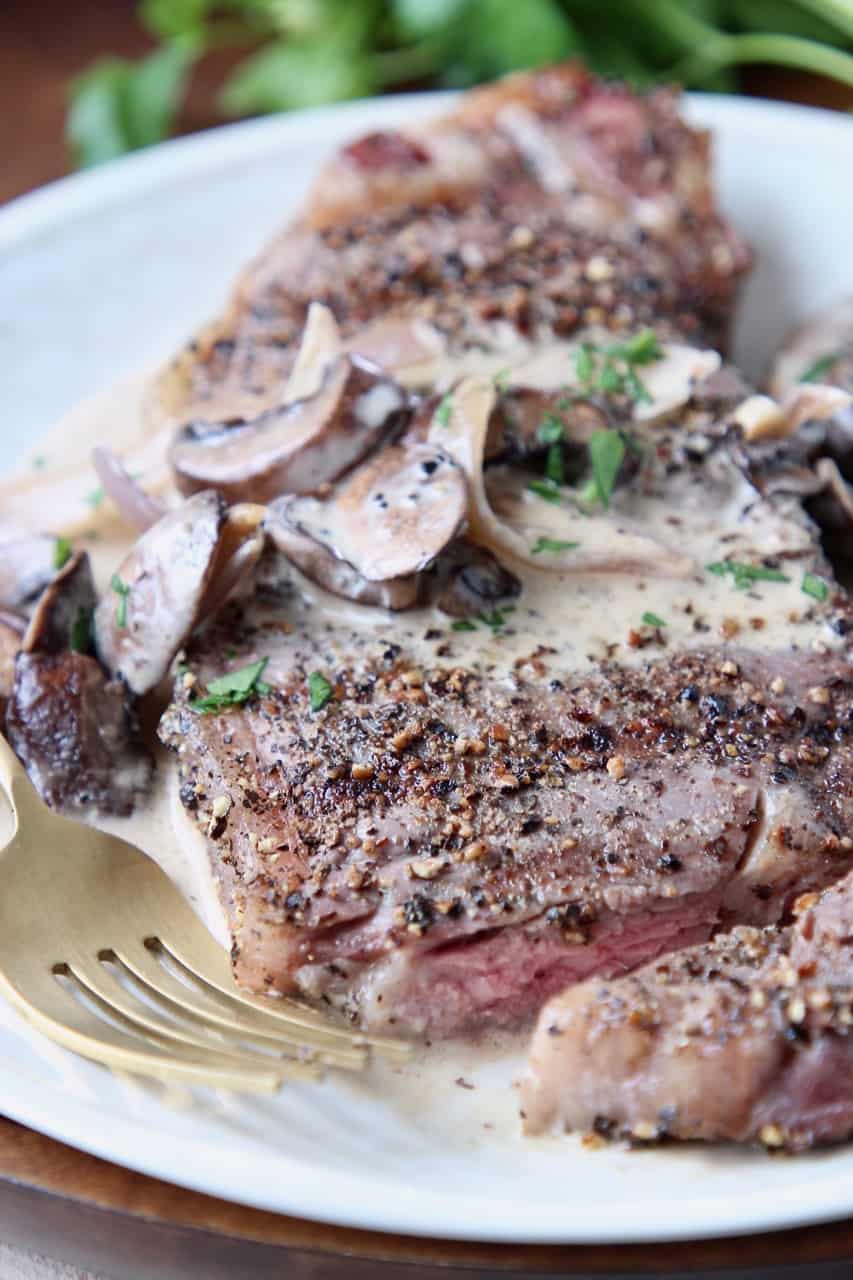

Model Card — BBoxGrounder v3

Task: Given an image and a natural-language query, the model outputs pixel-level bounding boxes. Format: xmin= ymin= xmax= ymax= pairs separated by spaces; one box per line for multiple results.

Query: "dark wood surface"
xmin=4 ymin=3 xmax=853 ymax=1275
xmin=0 ymin=1115 xmax=852 ymax=1278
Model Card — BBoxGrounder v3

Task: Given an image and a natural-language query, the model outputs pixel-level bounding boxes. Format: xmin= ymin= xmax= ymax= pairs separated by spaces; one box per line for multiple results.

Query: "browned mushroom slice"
xmin=433 ymin=541 xmax=521 ymax=618
xmin=92 ymin=446 xmax=166 ymax=532
xmin=266 ymin=516 xmax=419 ymax=611
xmin=22 ymin=551 xmax=96 ymax=656
xmin=0 ymin=611 xmax=24 ymax=711
xmin=170 ymin=355 xmax=410 ymax=505
xmin=0 ymin=534 xmax=61 ymax=610
xmin=767 ymin=298 xmax=853 ymax=398
xmin=6 ymin=650 xmax=152 ymax=816
xmin=95 ymin=490 xmax=255 ymax=696
xmin=269 ymin=443 xmax=468 ymax=604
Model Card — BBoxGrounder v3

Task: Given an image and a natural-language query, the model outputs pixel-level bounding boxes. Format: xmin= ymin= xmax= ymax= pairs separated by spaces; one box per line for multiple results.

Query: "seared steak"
xmin=522 ymin=868 xmax=853 ymax=1151
xmin=155 ymin=66 xmax=749 ymax=426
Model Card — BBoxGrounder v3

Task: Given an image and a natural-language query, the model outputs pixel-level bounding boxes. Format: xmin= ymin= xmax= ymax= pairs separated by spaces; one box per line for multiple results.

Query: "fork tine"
xmin=67 ymin=955 xmax=323 ymax=1079
xmin=161 ymin=931 xmax=412 ymax=1062
xmin=114 ymin=940 xmax=368 ymax=1070
xmin=0 ymin=966 xmax=283 ymax=1093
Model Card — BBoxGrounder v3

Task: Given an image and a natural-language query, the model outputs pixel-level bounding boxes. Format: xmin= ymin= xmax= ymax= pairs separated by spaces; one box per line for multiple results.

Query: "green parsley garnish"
xmin=536 ymin=415 xmax=563 ymax=445
xmin=190 ymin=658 xmax=271 ymax=715
xmin=641 ymin=611 xmax=667 ymax=628
xmin=536 ymin=415 xmax=565 ymax=486
xmin=545 ymin=442 xmax=564 ymax=486
xmin=110 ymin=574 xmax=132 ymax=628
xmin=433 ymin=394 xmax=453 ymax=428
xmin=574 ymin=328 xmax=663 ymax=404
xmin=528 ymin=478 xmax=562 ymax=504
xmin=478 ymin=606 xmax=515 ymax=632
xmin=707 ymin=560 xmax=790 ymax=590
xmin=802 ymin=572 xmax=829 ymax=602
xmin=531 ymin=537 xmax=580 ymax=555
xmin=53 ymin=536 xmax=72 ymax=570
xmin=307 ymin=670 xmax=333 ymax=712
xmin=69 ymin=607 xmax=93 ymax=654
xmin=799 ymin=352 xmax=841 ymax=384
xmin=586 ymin=429 xmax=626 ymax=510
xmin=451 ymin=619 xmax=478 ymax=632
xmin=86 ymin=486 xmax=105 ymax=509
xmin=492 ymin=368 xmax=511 ymax=392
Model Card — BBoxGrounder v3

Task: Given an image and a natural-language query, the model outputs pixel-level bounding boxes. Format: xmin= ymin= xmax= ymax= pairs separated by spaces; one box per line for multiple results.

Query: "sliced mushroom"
xmin=0 ymin=533 xmax=61 ymax=611
xmin=766 ymin=298 xmax=853 ymax=399
xmin=170 ymin=356 xmax=410 ymax=505
xmin=0 ymin=612 xmax=24 ymax=710
xmin=95 ymin=491 xmax=264 ymax=696
xmin=266 ymin=516 xmax=419 ymax=610
xmin=283 ymin=301 xmax=343 ymax=403
xmin=22 ymin=551 xmax=96 ymax=656
xmin=6 ymin=650 xmax=152 ymax=816
xmin=434 ymin=541 xmax=521 ymax=618
xmin=268 ymin=443 xmax=468 ymax=607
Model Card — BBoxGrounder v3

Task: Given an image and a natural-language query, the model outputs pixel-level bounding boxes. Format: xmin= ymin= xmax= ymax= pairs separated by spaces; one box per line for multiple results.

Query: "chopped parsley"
xmin=585 ymin=429 xmax=626 ymax=510
xmin=707 ymin=560 xmax=790 ymax=590
xmin=536 ymin=415 xmax=563 ymax=445
xmin=802 ymin=572 xmax=829 ymax=602
xmin=478 ymin=605 xmax=515 ymax=632
xmin=641 ymin=611 xmax=667 ymax=628
xmin=110 ymin=574 xmax=132 ymax=628
xmin=69 ymin=607 xmax=93 ymax=654
xmin=574 ymin=328 xmax=663 ymax=404
xmin=86 ymin=486 xmax=105 ymax=509
xmin=451 ymin=619 xmax=478 ymax=632
xmin=190 ymin=658 xmax=271 ymax=714
xmin=545 ymin=442 xmax=564 ymax=486
xmin=492 ymin=368 xmax=511 ymax=392
xmin=433 ymin=393 xmax=453 ymax=428
xmin=53 ymin=536 xmax=72 ymax=570
xmin=528 ymin=478 xmax=562 ymax=503
xmin=307 ymin=670 xmax=333 ymax=712
xmin=799 ymin=352 xmax=841 ymax=384
xmin=531 ymin=537 xmax=580 ymax=555
xmin=537 ymin=415 xmax=565 ymax=486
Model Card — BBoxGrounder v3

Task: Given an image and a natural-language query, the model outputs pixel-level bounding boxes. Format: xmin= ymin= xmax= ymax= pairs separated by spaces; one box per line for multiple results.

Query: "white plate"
xmin=1 ymin=92 xmax=853 ymax=1245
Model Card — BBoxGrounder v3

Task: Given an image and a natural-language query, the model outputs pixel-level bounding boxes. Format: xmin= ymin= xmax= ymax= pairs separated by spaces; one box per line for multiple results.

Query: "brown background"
xmin=2 ymin=0 xmax=853 ymax=206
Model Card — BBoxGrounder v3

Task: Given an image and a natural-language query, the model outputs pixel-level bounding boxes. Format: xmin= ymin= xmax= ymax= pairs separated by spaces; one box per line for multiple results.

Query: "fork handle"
xmin=0 ymin=733 xmax=40 ymax=836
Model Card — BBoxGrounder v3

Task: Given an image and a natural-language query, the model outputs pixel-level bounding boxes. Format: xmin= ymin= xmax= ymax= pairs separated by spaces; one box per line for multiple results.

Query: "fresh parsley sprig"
xmin=707 ymin=560 xmax=791 ymax=590
xmin=574 ymin=329 xmax=663 ymax=404
xmin=189 ymin=658 xmax=271 ymax=714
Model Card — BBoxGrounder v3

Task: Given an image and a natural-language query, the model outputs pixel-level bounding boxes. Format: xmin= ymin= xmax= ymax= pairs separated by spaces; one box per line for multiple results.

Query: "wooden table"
xmin=0 ymin=1116 xmax=850 ymax=1279
xmin=4 ymin=4 xmax=853 ymax=1275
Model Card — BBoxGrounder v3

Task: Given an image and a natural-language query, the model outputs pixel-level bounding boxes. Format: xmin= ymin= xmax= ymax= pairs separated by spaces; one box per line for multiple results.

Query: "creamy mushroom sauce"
xmin=1 ymin=341 xmax=845 ymax=953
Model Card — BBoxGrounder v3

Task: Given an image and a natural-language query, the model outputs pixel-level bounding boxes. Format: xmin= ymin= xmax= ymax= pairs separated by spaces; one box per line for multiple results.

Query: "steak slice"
xmin=159 ymin=582 xmax=852 ymax=1037
xmin=155 ymin=66 xmax=749 ymax=425
xmin=521 ymin=868 xmax=853 ymax=1151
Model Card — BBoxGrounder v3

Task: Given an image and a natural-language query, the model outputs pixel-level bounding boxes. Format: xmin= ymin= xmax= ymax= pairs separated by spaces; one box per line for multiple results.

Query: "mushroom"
xmin=95 ymin=491 xmax=264 ymax=695
xmin=5 ymin=550 xmax=152 ymax=816
xmin=766 ymin=298 xmax=853 ymax=399
xmin=267 ymin=442 xmax=468 ymax=609
xmin=22 ymin=551 xmax=96 ymax=656
xmin=170 ymin=355 xmax=410 ymax=506
xmin=0 ymin=611 xmax=25 ymax=710
xmin=0 ymin=533 xmax=62 ymax=611
xmin=434 ymin=541 xmax=521 ymax=618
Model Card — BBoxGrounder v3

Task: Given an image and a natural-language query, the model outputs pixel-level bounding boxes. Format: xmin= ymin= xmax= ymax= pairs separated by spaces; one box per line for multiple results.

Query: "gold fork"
xmin=0 ymin=735 xmax=407 ymax=1091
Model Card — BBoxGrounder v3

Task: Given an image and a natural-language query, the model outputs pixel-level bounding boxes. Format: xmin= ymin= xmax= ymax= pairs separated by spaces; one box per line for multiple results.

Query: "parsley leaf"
xmin=53 ymin=536 xmax=73 ymax=570
xmin=545 ymin=442 xmax=565 ymax=486
xmin=799 ymin=352 xmax=842 ymax=384
xmin=618 ymin=329 xmax=664 ymax=365
xmin=586 ymin=429 xmax=626 ymax=510
xmin=478 ymin=606 xmax=515 ymax=632
xmin=706 ymin=561 xmax=790 ymax=590
xmin=802 ymin=572 xmax=829 ymax=601
xmin=536 ymin=414 xmax=563 ymax=445
xmin=451 ymin=618 xmax=478 ymax=632
xmin=528 ymin=478 xmax=562 ymax=504
xmin=190 ymin=658 xmax=271 ymax=715
xmin=433 ymin=393 xmax=453 ymax=428
xmin=573 ymin=328 xmax=663 ymax=404
xmin=307 ymin=670 xmax=333 ymax=712
xmin=110 ymin=574 xmax=132 ymax=628
xmin=531 ymin=537 xmax=580 ymax=555
xmin=641 ymin=611 xmax=667 ymax=627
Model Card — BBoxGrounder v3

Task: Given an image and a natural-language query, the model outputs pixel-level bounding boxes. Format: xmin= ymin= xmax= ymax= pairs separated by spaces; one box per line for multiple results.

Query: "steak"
xmin=521 ymin=868 xmax=853 ymax=1151
xmin=155 ymin=66 xmax=749 ymax=426
xmin=159 ymin=374 xmax=853 ymax=1036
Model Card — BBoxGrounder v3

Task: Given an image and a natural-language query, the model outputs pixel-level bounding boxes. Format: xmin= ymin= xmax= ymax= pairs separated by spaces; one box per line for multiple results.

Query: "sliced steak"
xmin=522 ymin=868 xmax=853 ymax=1151
xmin=155 ymin=66 xmax=749 ymax=426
